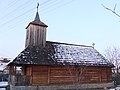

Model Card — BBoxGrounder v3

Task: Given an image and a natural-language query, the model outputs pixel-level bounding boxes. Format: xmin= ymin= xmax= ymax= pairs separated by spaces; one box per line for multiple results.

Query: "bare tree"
xmin=102 ymin=4 xmax=120 ymax=17
xmin=104 ymin=47 xmax=120 ymax=74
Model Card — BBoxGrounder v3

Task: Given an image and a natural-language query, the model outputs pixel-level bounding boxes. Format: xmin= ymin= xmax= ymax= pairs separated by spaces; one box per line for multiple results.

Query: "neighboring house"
xmin=8 ymin=7 xmax=114 ymax=90
xmin=0 ymin=58 xmax=10 ymax=89
xmin=0 ymin=58 xmax=10 ymax=74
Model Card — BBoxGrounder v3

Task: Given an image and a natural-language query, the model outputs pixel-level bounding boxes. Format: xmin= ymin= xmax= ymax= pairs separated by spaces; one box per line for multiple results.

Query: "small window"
xmin=16 ymin=66 xmax=22 ymax=75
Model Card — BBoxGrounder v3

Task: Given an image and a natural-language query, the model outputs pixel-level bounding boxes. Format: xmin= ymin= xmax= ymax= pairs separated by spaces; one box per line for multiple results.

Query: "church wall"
xmin=29 ymin=65 xmax=112 ymax=85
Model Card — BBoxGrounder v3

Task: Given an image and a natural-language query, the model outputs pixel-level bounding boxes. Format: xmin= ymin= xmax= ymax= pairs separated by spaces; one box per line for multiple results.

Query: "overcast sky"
xmin=0 ymin=0 xmax=120 ymax=59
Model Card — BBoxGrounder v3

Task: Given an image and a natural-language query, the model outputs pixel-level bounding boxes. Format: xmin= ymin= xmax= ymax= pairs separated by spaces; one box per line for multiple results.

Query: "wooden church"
xmin=8 ymin=5 xmax=114 ymax=90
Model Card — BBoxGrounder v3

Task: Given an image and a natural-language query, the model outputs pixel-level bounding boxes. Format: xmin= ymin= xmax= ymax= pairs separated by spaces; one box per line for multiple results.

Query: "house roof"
xmin=10 ymin=41 xmax=113 ymax=67
xmin=26 ymin=12 xmax=48 ymax=29
xmin=0 ymin=58 xmax=11 ymax=71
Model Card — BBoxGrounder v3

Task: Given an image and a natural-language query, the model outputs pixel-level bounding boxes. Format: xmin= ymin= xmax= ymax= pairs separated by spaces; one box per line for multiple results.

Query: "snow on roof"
xmin=0 ymin=63 xmax=9 ymax=71
xmin=53 ymin=43 xmax=107 ymax=65
xmin=0 ymin=58 xmax=11 ymax=71
xmin=10 ymin=41 xmax=113 ymax=67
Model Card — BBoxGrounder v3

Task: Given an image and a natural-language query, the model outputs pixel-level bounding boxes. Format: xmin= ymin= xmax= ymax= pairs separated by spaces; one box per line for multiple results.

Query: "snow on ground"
xmin=0 ymin=88 xmax=6 ymax=90
xmin=0 ymin=82 xmax=8 ymax=87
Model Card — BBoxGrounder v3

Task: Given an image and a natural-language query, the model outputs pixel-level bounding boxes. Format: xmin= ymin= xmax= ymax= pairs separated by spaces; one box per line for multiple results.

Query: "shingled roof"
xmin=26 ymin=12 xmax=48 ymax=29
xmin=10 ymin=41 xmax=113 ymax=67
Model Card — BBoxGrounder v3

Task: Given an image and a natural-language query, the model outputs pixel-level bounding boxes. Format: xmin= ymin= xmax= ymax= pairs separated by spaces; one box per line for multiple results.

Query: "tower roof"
xmin=26 ymin=11 xmax=48 ymax=29
xmin=34 ymin=11 xmax=40 ymax=22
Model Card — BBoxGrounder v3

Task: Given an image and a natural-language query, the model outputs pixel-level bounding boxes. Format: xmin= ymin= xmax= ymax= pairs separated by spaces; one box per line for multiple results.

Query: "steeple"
xmin=26 ymin=3 xmax=48 ymax=28
xmin=25 ymin=3 xmax=48 ymax=48
xmin=34 ymin=3 xmax=40 ymax=22
xmin=34 ymin=12 xmax=40 ymax=22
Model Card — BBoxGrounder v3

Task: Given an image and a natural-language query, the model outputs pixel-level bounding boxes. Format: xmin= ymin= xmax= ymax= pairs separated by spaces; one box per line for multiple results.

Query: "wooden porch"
xmin=9 ymin=75 xmax=31 ymax=86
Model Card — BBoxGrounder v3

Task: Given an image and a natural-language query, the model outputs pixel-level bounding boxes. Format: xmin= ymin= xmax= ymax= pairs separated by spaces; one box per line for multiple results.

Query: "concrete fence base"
xmin=10 ymin=82 xmax=114 ymax=90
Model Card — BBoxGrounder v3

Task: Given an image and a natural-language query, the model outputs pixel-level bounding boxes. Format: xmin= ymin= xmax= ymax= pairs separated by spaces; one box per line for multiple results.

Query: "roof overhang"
xmin=26 ymin=22 xmax=48 ymax=29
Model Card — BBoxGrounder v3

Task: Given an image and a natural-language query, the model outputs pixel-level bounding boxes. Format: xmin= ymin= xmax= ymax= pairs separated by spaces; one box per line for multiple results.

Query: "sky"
xmin=0 ymin=0 xmax=120 ymax=59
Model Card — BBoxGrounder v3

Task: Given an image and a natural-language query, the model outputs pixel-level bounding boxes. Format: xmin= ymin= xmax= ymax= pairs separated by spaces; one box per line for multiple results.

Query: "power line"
xmin=42 ymin=0 xmax=75 ymax=14
xmin=0 ymin=7 xmax=35 ymax=27
xmin=40 ymin=0 xmax=62 ymax=11
xmin=0 ymin=0 xmax=60 ymax=28
xmin=0 ymin=0 xmax=18 ymax=11
xmin=0 ymin=0 xmax=76 ymax=34
xmin=0 ymin=0 xmax=34 ymax=21
xmin=0 ymin=9 xmax=36 ymax=34
xmin=40 ymin=0 xmax=53 ymax=6
xmin=6 ymin=0 xmax=18 ymax=10
xmin=2 ymin=11 xmax=35 ymax=32
xmin=1 ymin=0 xmax=54 ymax=22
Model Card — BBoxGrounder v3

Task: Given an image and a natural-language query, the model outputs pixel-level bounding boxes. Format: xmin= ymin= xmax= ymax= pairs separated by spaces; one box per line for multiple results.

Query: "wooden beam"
xmin=48 ymin=66 xmax=50 ymax=85
xmin=50 ymin=76 xmax=76 ymax=78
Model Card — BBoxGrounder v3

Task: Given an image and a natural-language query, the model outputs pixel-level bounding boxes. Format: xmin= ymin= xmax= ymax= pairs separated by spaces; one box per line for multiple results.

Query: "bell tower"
xmin=25 ymin=3 xmax=48 ymax=48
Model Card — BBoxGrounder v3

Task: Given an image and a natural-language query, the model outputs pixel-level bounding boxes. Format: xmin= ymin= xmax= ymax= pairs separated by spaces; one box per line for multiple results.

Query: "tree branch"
xmin=102 ymin=4 xmax=120 ymax=17
xmin=113 ymin=3 xmax=117 ymax=12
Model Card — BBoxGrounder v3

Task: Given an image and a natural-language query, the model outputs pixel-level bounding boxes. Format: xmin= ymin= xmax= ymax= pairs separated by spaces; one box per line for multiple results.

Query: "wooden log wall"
xmin=49 ymin=66 xmax=76 ymax=84
xmin=24 ymin=65 xmax=112 ymax=85
xmin=9 ymin=66 xmax=16 ymax=75
xmin=25 ymin=24 xmax=47 ymax=48
xmin=32 ymin=66 xmax=48 ymax=85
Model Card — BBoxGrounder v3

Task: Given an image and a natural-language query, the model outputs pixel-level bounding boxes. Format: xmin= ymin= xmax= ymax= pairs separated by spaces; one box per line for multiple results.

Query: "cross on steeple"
xmin=37 ymin=3 xmax=39 ymax=12
xmin=92 ymin=43 xmax=95 ymax=48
